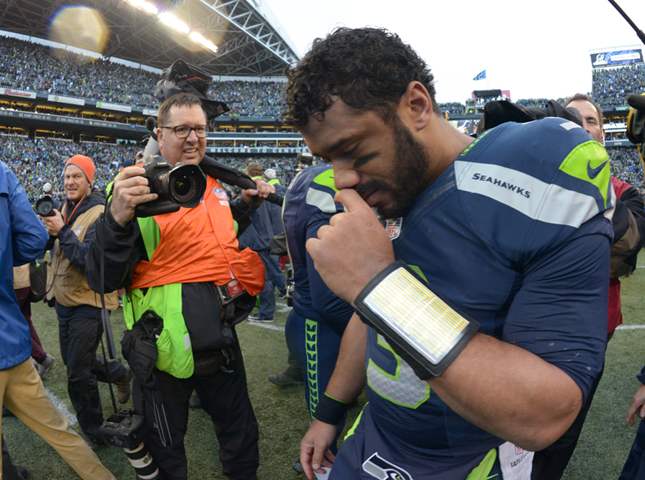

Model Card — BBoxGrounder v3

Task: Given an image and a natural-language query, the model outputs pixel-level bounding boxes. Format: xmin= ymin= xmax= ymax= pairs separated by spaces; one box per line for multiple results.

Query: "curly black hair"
xmin=283 ymin=27 xmax=439 ymax=127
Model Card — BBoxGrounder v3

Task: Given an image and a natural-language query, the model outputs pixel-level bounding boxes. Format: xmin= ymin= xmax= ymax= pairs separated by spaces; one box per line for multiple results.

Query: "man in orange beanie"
xmin=39 ymin=154 xmax=132 ymax=450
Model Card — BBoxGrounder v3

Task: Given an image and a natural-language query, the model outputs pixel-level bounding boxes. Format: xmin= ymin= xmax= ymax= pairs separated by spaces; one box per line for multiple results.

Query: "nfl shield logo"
xmin=385 ymin=218 xmax=403 ymax=240
xmin=515 ymin=446 xmax=525 ymax=455
xmin=213 ymin=187 xmax=228 ymax=200
xmin=73 ymin=226 xmax=83 ymax=237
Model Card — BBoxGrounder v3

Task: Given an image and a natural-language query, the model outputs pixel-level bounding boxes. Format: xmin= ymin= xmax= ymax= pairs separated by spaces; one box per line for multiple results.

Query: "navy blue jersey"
xmin=363 ymin=118 xmax=613 ymax=471
xmin=283 ymin=164 xmax=354 ymax=334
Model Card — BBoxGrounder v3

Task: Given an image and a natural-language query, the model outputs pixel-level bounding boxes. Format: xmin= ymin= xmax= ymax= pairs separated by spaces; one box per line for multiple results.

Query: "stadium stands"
xmin=593 ymin=64 xmax=645 ymax=109
xmin=0 ymin=35 xmax=643 ymax=201
xmin=0 ymin=36 xmax=287 ymax=118
xmin=0 ymin=135 xmax=298 ymax=202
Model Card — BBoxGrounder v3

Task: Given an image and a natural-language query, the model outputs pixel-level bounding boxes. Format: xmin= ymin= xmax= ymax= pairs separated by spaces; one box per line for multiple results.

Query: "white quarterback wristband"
xmin=354 ymin=261 xmax=480 ymax=378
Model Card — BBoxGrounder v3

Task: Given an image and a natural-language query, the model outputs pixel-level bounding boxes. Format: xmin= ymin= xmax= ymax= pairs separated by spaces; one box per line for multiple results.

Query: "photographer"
xmin=40 ymin=154 xmax=132 ymax=450
xmin=86 ymin=92 xmax=272 ymax=480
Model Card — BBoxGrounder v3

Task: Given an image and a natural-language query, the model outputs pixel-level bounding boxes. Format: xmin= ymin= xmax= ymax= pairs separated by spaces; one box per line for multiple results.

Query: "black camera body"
xmin=35 ymin=195 xmax=55 ymax=217
xmin=99 ymin=407 xmax=149 ymax=449
xmin=135 ymin=155 xmax=207 ymax=217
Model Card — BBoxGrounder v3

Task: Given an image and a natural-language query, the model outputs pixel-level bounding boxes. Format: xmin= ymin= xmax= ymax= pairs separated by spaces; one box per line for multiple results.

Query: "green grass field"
xmin=4 ymin=262 xmax=645 ymax=479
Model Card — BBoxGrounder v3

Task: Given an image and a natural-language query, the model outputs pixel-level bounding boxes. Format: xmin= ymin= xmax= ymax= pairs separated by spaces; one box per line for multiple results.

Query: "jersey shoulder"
xmin=448 ymin=119 xmax=613 ymax=259
xmin=288 ymin=164 xmax=342 ymax=215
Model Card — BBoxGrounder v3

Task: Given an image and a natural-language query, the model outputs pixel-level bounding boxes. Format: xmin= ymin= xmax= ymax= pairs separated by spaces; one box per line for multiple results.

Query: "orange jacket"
xmin=131 ymin=176 xmax=264 ymax=295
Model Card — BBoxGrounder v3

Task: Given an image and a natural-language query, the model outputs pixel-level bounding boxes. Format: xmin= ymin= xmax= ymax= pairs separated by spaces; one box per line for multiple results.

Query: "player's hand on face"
xmin=242 ymin=178 xmax=275 ymax=205
xmin=626 ymin=384 xmax=645 ymax=426
xmin=39 ymin=209 xmax=64 ymax=236
xmin=110 ymin=166 xmax=158 ymax=227
xmin=300 ymin=420 xmax=336 ymax=480
xmin=306 ymin=189 xmax=395 ymax=304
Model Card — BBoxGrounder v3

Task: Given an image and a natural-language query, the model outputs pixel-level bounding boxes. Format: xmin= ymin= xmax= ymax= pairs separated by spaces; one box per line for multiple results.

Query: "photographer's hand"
xmin=110 ymin=167 xmax=158 ymax=227
xmin=242 ymin=178 xmax=274 ymax=206
xmin=39 ymin=209 xmax=64 ymax=237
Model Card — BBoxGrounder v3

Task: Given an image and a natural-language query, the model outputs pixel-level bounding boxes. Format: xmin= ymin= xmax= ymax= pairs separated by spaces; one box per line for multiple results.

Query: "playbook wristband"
xmin=354 ymin=261 xmax=479 ymax=379
xmin=313 ymin=393 xmax=350 ymax=425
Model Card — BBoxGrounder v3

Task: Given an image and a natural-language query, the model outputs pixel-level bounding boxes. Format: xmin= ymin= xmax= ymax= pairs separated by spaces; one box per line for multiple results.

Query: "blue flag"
xmin=473 ymin=70 xmax=486 ymax=81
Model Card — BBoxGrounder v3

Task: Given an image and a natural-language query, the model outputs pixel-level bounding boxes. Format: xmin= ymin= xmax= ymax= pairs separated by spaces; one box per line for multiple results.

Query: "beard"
xmin=355 ymin=116 xmax=432 ymax=220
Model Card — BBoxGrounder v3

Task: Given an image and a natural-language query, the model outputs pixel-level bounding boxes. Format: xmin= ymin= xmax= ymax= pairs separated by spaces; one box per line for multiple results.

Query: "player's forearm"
xmin=324 ymin=313 xmax=367 ymax=403
xmin=429 ymin=332 xmax=583 ymax=451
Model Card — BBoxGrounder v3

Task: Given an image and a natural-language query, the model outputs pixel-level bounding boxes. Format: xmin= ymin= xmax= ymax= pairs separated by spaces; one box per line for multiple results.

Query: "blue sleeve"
xmin=9 ymin=173 xmax=48 ymax=265
xmin=502 ymin=216 xmax=610 ymax=402
xmin=306 ymin=210 xmax=354 ymax=335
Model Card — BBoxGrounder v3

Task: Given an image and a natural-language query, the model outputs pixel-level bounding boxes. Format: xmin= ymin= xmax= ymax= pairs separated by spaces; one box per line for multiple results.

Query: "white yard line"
xmin=46 ymin=387 xmax=78 ymax=426
xmin=616 ymin=324 xmax=645 ymax=330
xmin=246 ymin=321 xmax=285 ymax=332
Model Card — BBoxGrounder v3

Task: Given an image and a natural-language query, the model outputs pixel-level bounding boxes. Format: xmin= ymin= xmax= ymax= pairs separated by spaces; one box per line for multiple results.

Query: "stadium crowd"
xmin=0 ymin=36 xmax=289 ymax=117
xmin=2 ymin=34 xmax=645 ymax=123
xmin=609 ymin=146 xmax=645 ymax=194
xmin=0 ymin=134 xmax=299 ymax=202
xmin=593 ymin=64 xmax=645 ymax=109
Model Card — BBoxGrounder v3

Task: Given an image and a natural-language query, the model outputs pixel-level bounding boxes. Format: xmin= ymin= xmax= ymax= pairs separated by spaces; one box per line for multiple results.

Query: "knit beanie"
xmin=65 ymin=155 xmax=95 ymax=184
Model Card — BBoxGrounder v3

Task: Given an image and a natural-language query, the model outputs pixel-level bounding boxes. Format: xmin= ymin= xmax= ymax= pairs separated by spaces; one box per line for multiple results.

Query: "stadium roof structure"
xmin=0 ymin=0 xmax=300 ymax=77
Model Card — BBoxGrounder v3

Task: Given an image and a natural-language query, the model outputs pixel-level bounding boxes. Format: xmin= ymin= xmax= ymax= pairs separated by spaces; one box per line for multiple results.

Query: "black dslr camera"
xmin=99 ymin=407 xmax=149 ymax=449
xmin=100 ymin=408 xmax=160 ymax=479
xmin=35 ymin=195 xmax=55 ymax=217
xmin=135 ymin=155 xmax=207 ymax=217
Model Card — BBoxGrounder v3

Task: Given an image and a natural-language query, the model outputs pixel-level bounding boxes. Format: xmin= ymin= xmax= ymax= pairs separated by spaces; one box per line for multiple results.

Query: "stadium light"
xmin=123 ymin=0 xmax=158 ymax=15
xmin=189 ymin=32 xmax=218 ymax=53
xmin=159 ymin=11 xmax=190 ymax=34
xmin=122 ymin=0 xmax=218 ymax=55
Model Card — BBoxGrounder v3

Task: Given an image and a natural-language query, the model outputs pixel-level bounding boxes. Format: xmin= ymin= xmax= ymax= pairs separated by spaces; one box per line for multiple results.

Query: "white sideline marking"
xmin=247 ymin=321 xmax=285 ymax=332
xmin=276 ymin=305 xmax=293 ymax=313
xmin=616 ymin=325 xmax=645 ymax=330
xmin=46 ymin=387 xmax=78 ymax=426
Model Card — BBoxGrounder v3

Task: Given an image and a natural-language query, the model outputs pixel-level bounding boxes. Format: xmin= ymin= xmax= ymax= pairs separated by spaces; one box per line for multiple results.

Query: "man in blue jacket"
xmin=0 ymin=160 xmax=116 ymax=480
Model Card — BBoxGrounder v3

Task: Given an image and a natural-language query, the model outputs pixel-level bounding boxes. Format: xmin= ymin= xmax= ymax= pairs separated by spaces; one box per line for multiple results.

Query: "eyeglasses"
xmin=160 ymin=124 xmax=210 ymax=139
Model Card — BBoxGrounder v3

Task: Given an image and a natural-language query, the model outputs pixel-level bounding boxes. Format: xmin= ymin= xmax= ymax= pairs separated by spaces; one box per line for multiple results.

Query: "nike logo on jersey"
xmin=587 ymin=159 xmax=608 ymax=179
xmin=471 ymin=173 xmax=531 ymax=198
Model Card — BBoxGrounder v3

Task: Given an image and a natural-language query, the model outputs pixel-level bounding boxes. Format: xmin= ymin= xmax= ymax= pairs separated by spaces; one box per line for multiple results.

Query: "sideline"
xmin=247 ymin=321 xmax=285 ymax=332
xmin=46 ymin=387 xmax=78 ymax=426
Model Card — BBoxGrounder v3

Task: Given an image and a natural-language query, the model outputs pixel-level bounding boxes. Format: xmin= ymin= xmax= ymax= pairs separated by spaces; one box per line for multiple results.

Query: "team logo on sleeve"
xmin=73 ymin=226 xmax=83 ymax=236
xmin=385 ymin=218 xmax=403 ymax=240
xmin=362 ymin=453 xmax=413 ymax=480
xmin=213 ymin=187 xmax=228 ymax=200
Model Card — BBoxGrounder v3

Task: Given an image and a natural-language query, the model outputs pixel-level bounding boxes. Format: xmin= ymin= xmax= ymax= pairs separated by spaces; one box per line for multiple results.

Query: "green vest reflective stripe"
xmin=268 ymin=178 xmax=281 ymax=186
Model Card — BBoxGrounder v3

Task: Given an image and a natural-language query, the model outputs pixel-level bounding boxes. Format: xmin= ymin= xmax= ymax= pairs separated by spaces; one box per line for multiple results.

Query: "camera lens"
xmin=35 ymin=196 xmax=55 ymax=217
xmin=172 ymin=174 xmax=192 ymax=199
xmin=168 ymin=164 xmax=206 ymax=208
